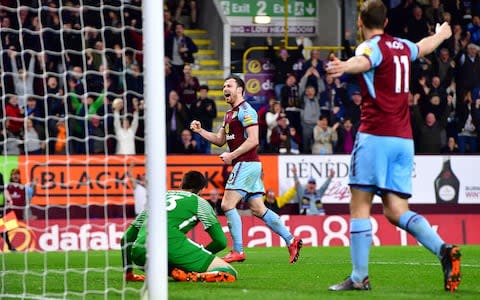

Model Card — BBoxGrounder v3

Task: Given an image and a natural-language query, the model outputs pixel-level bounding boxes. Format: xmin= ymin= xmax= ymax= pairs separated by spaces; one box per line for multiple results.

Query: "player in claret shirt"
xmin=326 ymin=0 xmax=461 ymax=292
xmin=121 ymin=171 xmax=237 ymax=282
xmin=190 ymin=75 xmax=302 ymax=264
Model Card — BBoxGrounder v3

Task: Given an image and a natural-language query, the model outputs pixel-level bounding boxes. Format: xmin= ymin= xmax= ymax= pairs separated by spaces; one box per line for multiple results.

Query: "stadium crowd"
xmin=0 ymin=0 xmax=479 ymax=155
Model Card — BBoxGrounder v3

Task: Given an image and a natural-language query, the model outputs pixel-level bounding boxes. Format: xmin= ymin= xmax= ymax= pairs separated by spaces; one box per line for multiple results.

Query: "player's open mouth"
xmin=224 ymin=93 xmax=231 ymax=98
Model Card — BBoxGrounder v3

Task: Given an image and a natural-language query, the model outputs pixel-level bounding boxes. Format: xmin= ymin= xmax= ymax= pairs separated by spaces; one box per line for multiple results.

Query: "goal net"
xmin=0 ymin=1 xmax=154 ymax=298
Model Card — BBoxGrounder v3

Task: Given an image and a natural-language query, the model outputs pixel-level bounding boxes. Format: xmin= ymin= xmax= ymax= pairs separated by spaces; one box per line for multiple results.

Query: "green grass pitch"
xmin=1 ymin=246 xmax=479 ymax=299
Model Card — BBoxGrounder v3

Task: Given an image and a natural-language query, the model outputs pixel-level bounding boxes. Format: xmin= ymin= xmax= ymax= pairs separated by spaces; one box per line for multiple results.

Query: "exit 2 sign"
xmin=220 ymin=0 xmax=317 ymax=17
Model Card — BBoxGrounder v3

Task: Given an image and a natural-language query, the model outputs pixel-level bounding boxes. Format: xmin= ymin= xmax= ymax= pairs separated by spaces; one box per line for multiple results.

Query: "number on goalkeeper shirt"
xmin=166 ymin=194 xmax=183 ymax=211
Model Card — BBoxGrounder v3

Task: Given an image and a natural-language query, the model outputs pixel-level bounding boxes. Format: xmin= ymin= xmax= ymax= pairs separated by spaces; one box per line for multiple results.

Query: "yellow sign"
xmin=246 ymin=79 xmax=261 ymax=94
xmin=247 ymin=59 xmax=262 ymax=74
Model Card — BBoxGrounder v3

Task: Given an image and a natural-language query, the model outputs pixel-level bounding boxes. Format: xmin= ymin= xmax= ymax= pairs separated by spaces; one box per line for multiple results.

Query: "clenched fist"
xmin=190 ymin=120 xmax=202 ymax=133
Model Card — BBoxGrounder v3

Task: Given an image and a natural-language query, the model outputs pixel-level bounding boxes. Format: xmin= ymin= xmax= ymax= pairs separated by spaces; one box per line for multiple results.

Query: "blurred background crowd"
xmin=0 ymin=0 xmax=479 ymax=156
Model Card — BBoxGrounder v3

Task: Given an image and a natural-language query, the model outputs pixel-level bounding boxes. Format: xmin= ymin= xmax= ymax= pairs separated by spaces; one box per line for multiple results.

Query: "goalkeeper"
xmin=121 ymin=171 xmax=237 ymax=282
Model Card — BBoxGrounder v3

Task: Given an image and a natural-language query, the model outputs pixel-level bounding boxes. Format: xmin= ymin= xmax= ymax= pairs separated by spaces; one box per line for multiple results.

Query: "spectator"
xmin=177 ymin=129 xmax=198 ymax=154
xmin=429 ymin=76 xmax=448 ymax=101
xmin=263 ymin=184 xmax=298 ymax=215
xmin=125 ymin=63 xmax=144 ymax=108
xmin=164 ymin=57 xmax=178 ymax=98
xmin=443 ymin=0 xmax=465 ymax=26
xmin=280 ymin=74 xmax=302 ymax=132
xmin=190 ymin=84 xmax=217 ymax=153
xmin=425 ymin=0 xmax=445 ymax=27
xmin=66 ymin=65 xmax=85 ymax=95
xmin=1 ymin=17 xmax=19 ymax=50
xmin=67 ymin=92 xmax=106 ymax=154
xmin=451 ymin=24 xmax=466 ymax=57
xmin=424 ymin=93 xmax=446 ymax=121
xmin=54 ymin=119 xmax=67 ymax=154
xmin=2 ymin=121 xmax=22 ymax=155
xmin=433 ymin=48 xmax=456 ymax=87
xmin=270 ymin=113 xmax=301 ymax=154
xmin=9 ymin=51 xmax=35 ymax=108
xmin=344 ymin=90 xmax=362 ymax=129
xmin=311 ymin=116 xmax=339 ymax=155
xmin=335 ymin=118 xmax=357 ymax=154
xmin=5 ymin=168 xmax=36 ymax=221
xmin=165 ymin=22 xmax=198 ymax=76
xmin=23 ymin=118 xmax=44 ymax=155
xmin=0 ymin=172 xmax=16 ymax=251
xmin=45 ymin=76 xmax=65 ymax=123
xmin=405 ymin=6 xmax=430 ymax=42
xmin=441 ymin=136 xmax=460 ymax=153
xmin=88 ymin=115 xmax=106 ymax=154
xmin=164 ymin=9 xmax=174 ymax=39
xmin=5 ymin=95 xmax=24 ymax=137
xmin=25 ymin=97 xmax=45 ymax=132
xmin=456 ymin=43 xmax=480 ymax=100
xmin=257 ymin=98 xmax=271 ymax=152
xmin=114 ymin=98 xmax=139 ymax=155
xmin=293 ymin=166 xmax=335 ymax=216
xmin=177 ymin=63 xmax=200 ymax=107
xmin=267 ymin=37 xmax=304 ymax=100
xmin=174 ymin=0 xmax=198 ymax=29
xmin=299 ymin=67 xmax=324 ymax=153
xmin=301 ymin=49 xmax=325 ymax=90
xmin=265 ymin=99 xmax=282 ymax=148
xmin=456 ymin=91 xmax=480 ymax=153
xmin=412 ymin=95 xmax=451 ymax=153
xmin=319 ymin=75 xmax=344 ymax=125
xmin=466 ymin=15 xmax=480 ymax=45
xmin=386 ymin=0 xmax=415 ymax=37
xmin=166 ymin=90 xmax=189 ymax=153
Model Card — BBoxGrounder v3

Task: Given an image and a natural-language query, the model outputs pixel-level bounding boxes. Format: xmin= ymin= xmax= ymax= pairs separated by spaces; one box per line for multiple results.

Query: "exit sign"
xmin=220 ymin=0 xmax=317 ymax=17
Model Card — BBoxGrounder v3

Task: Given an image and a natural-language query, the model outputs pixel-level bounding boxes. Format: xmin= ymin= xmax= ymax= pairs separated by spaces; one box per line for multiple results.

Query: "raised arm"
xmin=190 ymin=120 xmax=226 ymax=147
xmin=315 ymin=169 xmax=335 ymax=196
xmin=326 ymin=56 xmax=371 ymax=78
xmin=417 ymin=22 xmax=452 ymax=58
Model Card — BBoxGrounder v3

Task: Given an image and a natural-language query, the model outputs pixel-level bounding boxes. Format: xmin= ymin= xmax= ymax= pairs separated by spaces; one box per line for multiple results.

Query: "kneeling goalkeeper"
xmin=121 ymin=170 xmax=238 ymax=282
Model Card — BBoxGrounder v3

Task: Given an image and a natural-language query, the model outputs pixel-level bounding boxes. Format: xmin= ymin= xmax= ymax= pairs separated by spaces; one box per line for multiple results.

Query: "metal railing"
xmin=198 ymin=0 xmax=231 ymax=77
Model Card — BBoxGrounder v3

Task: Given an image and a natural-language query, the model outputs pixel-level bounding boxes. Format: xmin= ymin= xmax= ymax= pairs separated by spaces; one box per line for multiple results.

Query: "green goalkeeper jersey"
xmin=132 ymin=190 xmax=226 ymax=254
xmin=166 ymin=190 xmax=219 ymax=235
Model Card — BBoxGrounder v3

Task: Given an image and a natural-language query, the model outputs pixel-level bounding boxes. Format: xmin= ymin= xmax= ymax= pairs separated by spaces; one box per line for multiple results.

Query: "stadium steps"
xmin=189 ymin=29 xmax=228 ymax=154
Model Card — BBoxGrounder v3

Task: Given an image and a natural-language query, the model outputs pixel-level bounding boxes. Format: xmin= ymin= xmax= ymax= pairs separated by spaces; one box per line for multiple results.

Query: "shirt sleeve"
xmin=197 ymin=197 xmax=227 ymax=254
xmin=197 ymin=197 xmax=221 ymax=231
xmin=355 ymin=39 xmax=382 ymax=68
xmin=397 ymin=38 xmax=419 ymax=61
xmin=238 ymin=104 xmax=258 ymax=128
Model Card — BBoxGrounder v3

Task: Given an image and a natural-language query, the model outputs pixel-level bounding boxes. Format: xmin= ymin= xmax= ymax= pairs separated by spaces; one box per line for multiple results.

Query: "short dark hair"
xmin=181 ymin=171 xmax=207 ymax=194
xmin=199 ymin=84 xmax=209 ymax=91
xmin=360 ymin=0 xmax=387 ymax=30
xmin=225 ymin=75 xmax=245 ymax=95
xmin=175 ymin=21 xmax=185 ymax=28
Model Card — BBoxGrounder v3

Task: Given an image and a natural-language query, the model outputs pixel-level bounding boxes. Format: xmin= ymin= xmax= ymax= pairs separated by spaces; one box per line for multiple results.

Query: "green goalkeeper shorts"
xmin=168 ymin=232 xmax=216 ymax=273
xmin=131 ymin=227 xmax=215 ymax=272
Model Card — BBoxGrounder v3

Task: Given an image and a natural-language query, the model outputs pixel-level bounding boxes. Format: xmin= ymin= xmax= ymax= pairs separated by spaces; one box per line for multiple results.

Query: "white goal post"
xmin=143 ymin=0 xmax=168 ymax=299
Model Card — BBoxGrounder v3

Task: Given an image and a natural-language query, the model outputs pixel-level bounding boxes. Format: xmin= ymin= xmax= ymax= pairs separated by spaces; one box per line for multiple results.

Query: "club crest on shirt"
xmin=224 ymin=123 xmax=230 ymax=134
xmin=357 ymin=43 xmax=372 ymax=57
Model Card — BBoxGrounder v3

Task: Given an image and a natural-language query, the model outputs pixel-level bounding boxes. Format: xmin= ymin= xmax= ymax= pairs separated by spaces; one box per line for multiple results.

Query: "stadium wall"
xmin=10 ymin=154 xmax=480 ymax=206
